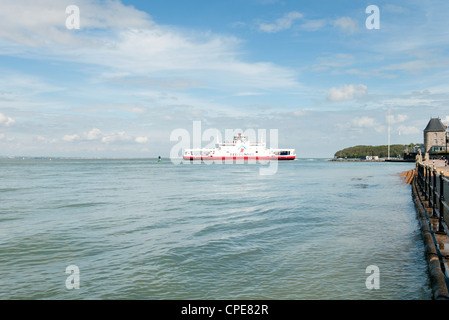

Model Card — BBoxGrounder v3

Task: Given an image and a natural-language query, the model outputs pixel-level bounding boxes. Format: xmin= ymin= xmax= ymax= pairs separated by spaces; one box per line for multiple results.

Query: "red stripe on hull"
xmin=183 ymin=156 xmax=295 ymax=161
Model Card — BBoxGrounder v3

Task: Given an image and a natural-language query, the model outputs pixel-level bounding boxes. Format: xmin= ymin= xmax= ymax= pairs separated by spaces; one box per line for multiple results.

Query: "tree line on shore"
xmin=334 ymin=144 xmax=418 ymax=159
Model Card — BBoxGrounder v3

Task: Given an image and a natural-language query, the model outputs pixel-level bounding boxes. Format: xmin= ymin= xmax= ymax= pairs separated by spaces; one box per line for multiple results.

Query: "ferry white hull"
xmin=183 ymin=133 xmax=296 ymax=161
xmin=184 ymin=155 xmax=295 ymax=161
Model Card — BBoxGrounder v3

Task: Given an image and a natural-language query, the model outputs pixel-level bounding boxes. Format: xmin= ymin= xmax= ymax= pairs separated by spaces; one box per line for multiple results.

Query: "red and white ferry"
xmin=183 ymin=133 xmax=295 ymax=161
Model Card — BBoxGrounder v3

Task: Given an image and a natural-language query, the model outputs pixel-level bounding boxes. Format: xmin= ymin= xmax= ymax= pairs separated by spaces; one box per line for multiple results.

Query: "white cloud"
xmin=0 ymin=133 xmax=5 ymax=140
xmin=86 ymin=128 xmax=103 ymax=141
xmin=135 ymin=136 xmax=148 ymax=143
xmin=83 ymin=128 xmax=129 ymax=144
xmin=69 ymin=128 xmax=147 ymax=145
xmin=258 ymin=11 xmax=303 ymax=33
xmin=349 ymin=116 xmax=384 ymax=133
xmin=386 ymin=113 xmax=408 ymax=124
xmin=0 ymin=73 xmax=64 ymax=96
xmin=0 ymin=113 xmax=15 ymax=126
xmin=0 ymin=0 xmax=151 ymax=47
xmin=101 ymin=131 xmax=130 ymax=144
xmin=62 ymin=134 xmax=80 ymax=142
xmin=381 ymin=60 xmax=438 ymax=75
xmin=37 ymin=136 xmax=56 ymax=143
xmin=326 ymin=84 xmax=367 ymax=102
xmin=299 ymin=19 xmax=327 ymax=31
xmin=233 ymin=92 xmax=264 ymax=97
xmin=351 ymin=116 xmax=377 ymax=128
xmin=107 ymin=77 xmax=204 ymax=91
xmin=0 ymin=1 xmax=301 ymax=92
xmin=333 ymin=17 xmax=358 ymax=34
xmin=293 ymin=109 xmax=306 ymax=117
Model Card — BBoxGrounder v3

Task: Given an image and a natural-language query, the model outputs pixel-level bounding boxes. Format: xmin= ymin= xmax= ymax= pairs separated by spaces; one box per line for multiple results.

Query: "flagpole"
xmin=387 ymin=110 xmax=390 ymax=160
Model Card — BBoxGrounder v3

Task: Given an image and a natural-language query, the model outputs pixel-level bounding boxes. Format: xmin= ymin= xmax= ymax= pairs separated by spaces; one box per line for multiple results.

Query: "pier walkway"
xmin=422 ymin=159 xmax=449 ymax=177
xmin=408 ymin=160 xmax=449 ymax=299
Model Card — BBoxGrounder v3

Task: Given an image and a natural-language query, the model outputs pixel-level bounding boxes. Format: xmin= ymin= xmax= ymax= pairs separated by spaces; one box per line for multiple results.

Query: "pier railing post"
xmin=421 ymin=164 xmax=424 ymax=188
xmin=433 ymin=168 xmax=438 ymax=219
xmin=439 ymin=172 xmax=446 ymax=234
xmin=423 ymin=165 xmax=427 ymax=200
xmin=417 ymin=163 xmax=421 ymax=189
xmin=429 ymin=166 xmax=432 ymax=203
xmin=420 ymin=163 xmax=424 ymax=193
xmin=423 ymin=164 xmax=427 ymax=193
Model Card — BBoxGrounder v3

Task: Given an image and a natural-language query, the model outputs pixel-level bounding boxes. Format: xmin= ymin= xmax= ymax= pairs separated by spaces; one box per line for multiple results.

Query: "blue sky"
xmin=0 ymin=0 xmax=448 ymax=158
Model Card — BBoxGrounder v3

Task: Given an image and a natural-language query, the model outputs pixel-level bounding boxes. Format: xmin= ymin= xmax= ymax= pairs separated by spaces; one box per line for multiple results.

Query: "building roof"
xmin=424 ymin=118 xmax=446 ymax=132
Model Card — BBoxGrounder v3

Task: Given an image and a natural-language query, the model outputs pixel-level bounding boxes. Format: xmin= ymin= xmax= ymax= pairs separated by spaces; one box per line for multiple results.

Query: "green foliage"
xmin=334 ymin=144 xmax=416 ymax=159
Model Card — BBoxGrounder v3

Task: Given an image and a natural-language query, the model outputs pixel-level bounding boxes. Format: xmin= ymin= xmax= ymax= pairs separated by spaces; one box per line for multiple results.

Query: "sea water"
xmin=0 ymin=158 xmax=431 ymax=299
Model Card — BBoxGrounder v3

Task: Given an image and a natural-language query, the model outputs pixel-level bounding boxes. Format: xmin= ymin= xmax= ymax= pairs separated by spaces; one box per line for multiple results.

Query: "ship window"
xmin=280 ymin=151 xmax=290 ymax=155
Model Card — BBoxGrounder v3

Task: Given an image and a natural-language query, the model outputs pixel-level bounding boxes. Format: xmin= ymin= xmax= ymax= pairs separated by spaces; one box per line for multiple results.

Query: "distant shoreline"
xmin=0 ymin=156 xmax=416 ymax=162
xmin=329 ymin=158 xmax=415 ymax=163
xmin=0 ymin=156 xmax=332 ymax=160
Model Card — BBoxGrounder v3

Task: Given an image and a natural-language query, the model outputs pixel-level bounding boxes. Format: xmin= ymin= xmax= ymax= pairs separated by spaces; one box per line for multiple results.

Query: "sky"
xmin=0 ymin=0 xmax=448 ymax=158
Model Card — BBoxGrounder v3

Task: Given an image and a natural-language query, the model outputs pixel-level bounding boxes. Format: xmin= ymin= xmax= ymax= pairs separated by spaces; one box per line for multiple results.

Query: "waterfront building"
xmin=423 ymin=118 xmax=448 ymax=154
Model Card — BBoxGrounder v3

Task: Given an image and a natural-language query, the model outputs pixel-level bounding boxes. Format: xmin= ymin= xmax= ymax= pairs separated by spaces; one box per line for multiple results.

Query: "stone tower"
xmin=423 ymin=118 xmax=447 ymax=153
